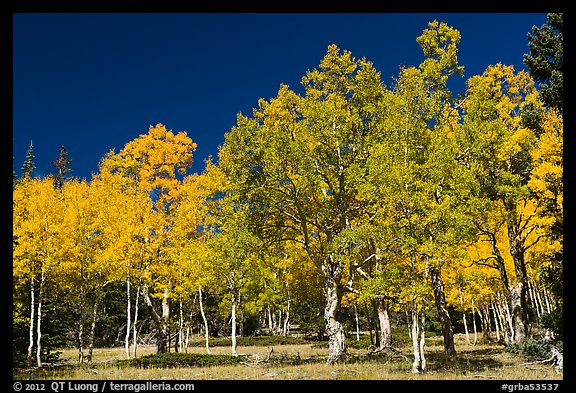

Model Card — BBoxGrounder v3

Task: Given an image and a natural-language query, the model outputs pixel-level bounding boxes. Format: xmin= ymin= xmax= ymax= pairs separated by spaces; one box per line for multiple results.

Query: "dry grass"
xmin=13 ymin=334 xmax=564 ymax=381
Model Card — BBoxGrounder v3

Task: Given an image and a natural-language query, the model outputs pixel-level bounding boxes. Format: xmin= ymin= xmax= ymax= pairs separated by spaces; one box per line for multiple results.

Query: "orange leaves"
xmin=100 ymin=123 xmax=197 ymax=211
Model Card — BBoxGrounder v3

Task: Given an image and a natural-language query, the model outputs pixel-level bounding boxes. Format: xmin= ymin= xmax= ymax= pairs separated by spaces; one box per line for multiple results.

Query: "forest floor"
xmin=13 ymin=333 xmax=564 ymax=381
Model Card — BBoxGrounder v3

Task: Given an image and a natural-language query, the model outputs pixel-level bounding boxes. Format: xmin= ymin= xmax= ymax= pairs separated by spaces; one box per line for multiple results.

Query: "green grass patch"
xmin=189 ymin=335 xmax=310 ymax=347
xmin=115 ymin=352 xmax=243 ymax=368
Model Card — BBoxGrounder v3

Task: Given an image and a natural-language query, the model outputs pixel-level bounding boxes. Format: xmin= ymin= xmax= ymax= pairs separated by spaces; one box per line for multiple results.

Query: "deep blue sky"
xmin=13 ymin=13 xmax=548 ymax=181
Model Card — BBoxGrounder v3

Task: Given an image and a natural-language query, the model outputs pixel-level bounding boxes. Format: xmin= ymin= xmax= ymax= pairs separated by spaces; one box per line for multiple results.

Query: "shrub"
xmin=115 ymin=353 xmax=243 ymax=368
xmin=505 ymin=338 xmax=561 ymax=361
xmin=188 ymin=335 xmax=309 ymax=347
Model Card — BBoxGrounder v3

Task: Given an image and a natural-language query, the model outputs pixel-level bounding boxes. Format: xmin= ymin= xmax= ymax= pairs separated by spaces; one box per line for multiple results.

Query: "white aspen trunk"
xmin=283 ymin=294 xmax=291 ymax=337
xmin=354 ymin=303 xmax=360 ymax=341
xmin=125 ymin=278 xmax=131 ymax=359
xmin=198 ymin=288 xmax=211 ymax=354
xmin=184 ymin=319 xmax=190 ymax=354
xmin=543 ymin=288 xmax=552 ymax=314
xmin=277 ymin=310 xmax=283 ymax=336
xmin=162 ymin=287 xmax=170 ymax=352
xmin=534 ymin=283 xmax=545 ymax=319
xmin=471 ymin=301 xmax=478 ymax=346
xmin=36 ymin=269 xmax=45 ymax=368
xmin=132 ymin=283 xmax=140 ymax=358
xmin=323 ymin=263 xmax=346 ymax=364
xmin=178 ymin=296 xmax=184 ymax=353
xmin=411 ymin=308 xmax=421 ymax=373
xmin=459 ymin=292 xmax=470 ymax=345
xmin=492 ymin=302 xmax=501 ymax=342
xmin=77 ymin=288 xmax=85 ymax=364
xmin=271 ymin=310 xmax=278 ymax=335
xmin=484 ymin=303 xmax=493 ymax=342
xmin=28 ymin=281 xmax=35 ymax=366
xmin=502 ymin=294 xmax=514 ymax=343
xmin=528 ymin=281 xmax=540 ymax=322
xmin=376 ymin=299 xmax=392 ymax=349
xmin=419 ymin=313 xmax=426 ymax=372
xmin=267 ymin=307 xmax=273 ymax=334
xmin=496 ymin=297 xmax=507 ymax=342
xmin=231 ymin=293 xmax=238 ymax=356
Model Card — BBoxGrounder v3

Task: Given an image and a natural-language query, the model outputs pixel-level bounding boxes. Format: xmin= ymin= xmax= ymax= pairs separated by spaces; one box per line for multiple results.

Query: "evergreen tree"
xmin=51 ymin=146 xmax=73 ymax=189
xmin=523 ymin=13 xmax=563 ymax=111
xmin=21 ymin=141 xmax=36 ymax=179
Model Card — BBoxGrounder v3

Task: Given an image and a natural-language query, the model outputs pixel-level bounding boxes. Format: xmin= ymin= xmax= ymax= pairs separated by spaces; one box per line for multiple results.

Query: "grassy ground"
xmin=13 ymin=334 xmax=563 ymax=380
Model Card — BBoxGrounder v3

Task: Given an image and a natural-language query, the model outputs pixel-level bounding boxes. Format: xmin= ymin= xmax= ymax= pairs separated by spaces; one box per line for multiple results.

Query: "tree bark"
xmin=353 ymin=303 xmax=360 ymax=341
xmin=142 ymin=284 xmax=169 ymax=353
xmin=125 ymin=278 xmax=131 ymax=359
xmin=375 ymin=298 xmax=391 ymax=349
xmin=323 ymin=257 xmax=346 ymax=364
xmin=283 ymin=293 xmax=291 ymax=337
xmin=507 ymin=217 xmax=530 ymax=344
xmin=410 ymin=306 xmax=426 ymax=373
xmin=27 ymin=280 xmax=35 ymax=367
xmin=477 ymin=305 xmax=491 ymax=344
xmin=77 ymin=287 xmax=85 ymax=364
xmin=36 ymin=269 xmax=45 ymax=368
xmin=132 ymin=282 xmax=140 ymax=358
xmin=459 ymin=291 xmax=471 ymax=345
xmin=471 ymin=300 xmax=478 ymax=346
xmin=161 ymin=287 xmax=170 ymax=352
xmin=429 ymin=265 xmax=456 ymax=357
xmin=198 ymin=287 xmax=211 ymax=354
xmin=231 ymin=292 xmax=238 ymax=356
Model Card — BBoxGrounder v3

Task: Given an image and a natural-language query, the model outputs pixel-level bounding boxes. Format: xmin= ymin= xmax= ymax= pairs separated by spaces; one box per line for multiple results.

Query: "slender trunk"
xmin=283 ymin=294 xmax=291 ymax=337
xmin=231 ymin=292 xmax=238 ymax=356
xmin=494 ymin=300 xmax=505 ymax=342
xmin=502 ymin=294 xmax=514 ymax=343
xmin=543 ymin=288 xmax=552 ymax=314
xmin=125 ymin=278 xmax=131 ymax=359
xmin=528 ymin=281 xmax=540 ymax=322
xmin=406 ymin=310 xmax=412 ymax=340
xmin=323 ymin=257 xmax=346 ymax=364
xmin=36 ymin=269 xmax=45 ymax=368
xmin=471 ymin=300 xmax=478 ymax=346
xmin=132 ymin=282 xmax=140 ymax=358
xmin=534 ymin=283 xmax=546 ymax=319
xmin=178 ymin=296 xmax=184 ymax=353
xmin=410 ymin=305 xmax=426 ymax=374
xmin=353 ymin=303 xmax=360 ymax=341
xmin=77 ymin=288 xmax=85 ymax=364
xmin=507 ymin=219 xmax=529 ymax=344
xmin=273 ymin=309 xmax=278 ymax=334
xmin=459 ymin=290 xmax=471 ymax=345
xmin=162 ymin=287 xmax=170 ymax=352
xmin=429 ymin=265 xmax=456 ymax=357
xmin=479 ymin=305 xmax=492 ymax=344
xmin=142 ymin=284 xmax=168 ymax=353
xmin=198 ymin=288 xmax=211 ymax=354
xmin=27 ymin=280 xmax=35 ymax=367
xmin=87 ymin=293 xmax=100 ymax=363
xmin=419 ymin=313 xmax=426 ymax=371
xmin=375 ymin=298 xmax=391 ymax=349
xmin=267 ymin=307 xmax=273 ymax=334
